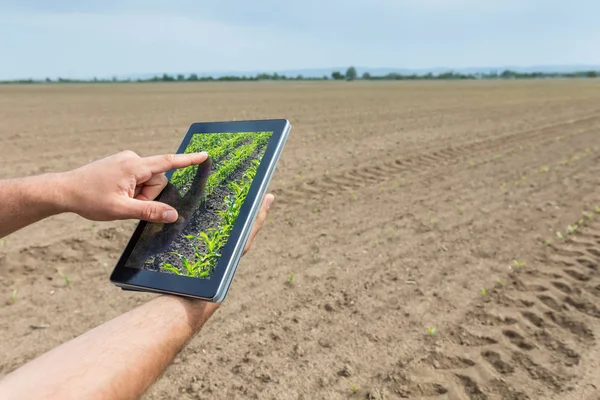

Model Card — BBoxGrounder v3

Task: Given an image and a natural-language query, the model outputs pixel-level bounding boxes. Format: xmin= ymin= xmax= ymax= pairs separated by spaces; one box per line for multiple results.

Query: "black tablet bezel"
xmin=109 ymin=119 xmax=289 ymax=300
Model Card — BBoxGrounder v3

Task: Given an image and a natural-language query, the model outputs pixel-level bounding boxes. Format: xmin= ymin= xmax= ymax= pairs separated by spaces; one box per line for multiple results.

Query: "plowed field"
xmin=1 ymin=80 xmax=600 ymax=399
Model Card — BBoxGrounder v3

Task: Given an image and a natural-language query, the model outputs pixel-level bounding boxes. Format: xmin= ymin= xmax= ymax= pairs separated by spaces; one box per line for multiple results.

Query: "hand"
xmin=60 ymin=150 xmax=274 ymax=252
xmin=183 ymin=193 xmax=274 ymax=318
xmin=61 ymin=151 xmax=208 ymax=223
xmin=243 ymin=193 xmax=274 ymax=256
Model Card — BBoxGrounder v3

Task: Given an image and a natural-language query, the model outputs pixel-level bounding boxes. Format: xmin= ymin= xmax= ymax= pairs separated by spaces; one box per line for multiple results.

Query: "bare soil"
xmin=1 ymin=80 xmax=600 ymax=399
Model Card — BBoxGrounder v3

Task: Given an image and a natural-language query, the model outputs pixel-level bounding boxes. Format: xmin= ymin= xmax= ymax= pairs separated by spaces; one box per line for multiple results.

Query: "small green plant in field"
xmin=578 ymin=218 xmax=585 ymax=226
xmin=1 ymin=238 xmax=6 ymax=248
xmin=568 ymin=225 xmax=578 ymax=234
xmin=500 ymin=182 xmax=507 ymax=190
xmin=427 ymin=327 xmax=437 ymax=336
xmin=596 ymin=206 xmax=600 ymax=214
xmin=58 ymin=271 xmax=70 ymax=286
xmin=556 ymin=231 xmax=564 ymax=239
xmin=481 ymin=288 xmax=487 ymax=296
xmin=560 ymin=159 xmax=569 ymax=166
xmin=494 ymin=153 xmax=503 ymax=159
xmin=539 ymin=166 xmax=550 ymax=173
xmin=9 ymin=289 xmax=17 ymax=304
xmin=513 ymin=260 xmax=526 ymax=268
xmin=469 ymin=161 xmax=475 ymax=167
xmin=351 ymin=193 xmax=357 ymax=200
xmin=288 ymin=272 xmax=295 ymax=283
xmin=584 ymin=212 xmax=594 ymax=220
xmin=343 ymin=378 xmax=360 ymax=394
xmin=544 ymin=240 xmax=552 ymax=247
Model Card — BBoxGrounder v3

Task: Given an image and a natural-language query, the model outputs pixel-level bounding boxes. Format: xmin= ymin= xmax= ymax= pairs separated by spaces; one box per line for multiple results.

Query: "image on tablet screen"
xmin=125 ymin=131 xmax=273 ymax=279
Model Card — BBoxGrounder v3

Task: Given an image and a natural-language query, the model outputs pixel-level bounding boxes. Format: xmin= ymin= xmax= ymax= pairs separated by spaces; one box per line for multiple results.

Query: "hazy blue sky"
xmin=1 ymin=0 xmax=598 ymax=79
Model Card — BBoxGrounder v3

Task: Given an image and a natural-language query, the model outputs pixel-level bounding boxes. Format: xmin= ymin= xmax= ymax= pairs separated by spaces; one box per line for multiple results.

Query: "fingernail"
xmin=163 ymin=210 xmax=177 ymax=222
xmin=266 ymin=195 xmax=274 ymax=210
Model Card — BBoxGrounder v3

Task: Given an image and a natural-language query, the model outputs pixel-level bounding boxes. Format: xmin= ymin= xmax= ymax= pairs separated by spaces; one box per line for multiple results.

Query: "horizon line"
xmin=3 ymin=63 xmax=600 ymax=82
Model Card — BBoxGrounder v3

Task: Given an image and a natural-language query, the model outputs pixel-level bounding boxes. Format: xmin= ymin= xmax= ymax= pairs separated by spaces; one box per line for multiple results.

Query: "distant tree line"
xmin=1 ymin=66 xmax=598 ymax=84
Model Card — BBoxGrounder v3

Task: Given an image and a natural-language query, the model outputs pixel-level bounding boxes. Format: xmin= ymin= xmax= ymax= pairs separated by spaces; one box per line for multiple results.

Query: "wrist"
xmin=44 ymin=172 xmax=77 ymax=215
xmin=14 ymin=173 xmax=72 ymax=217
xmin=162 ymin=295 xmax=220 ymax=333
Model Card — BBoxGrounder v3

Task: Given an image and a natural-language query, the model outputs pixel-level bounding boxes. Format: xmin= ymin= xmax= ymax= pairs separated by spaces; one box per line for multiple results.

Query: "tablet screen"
xmin=124 ymin=131 xmax=273 ymax=279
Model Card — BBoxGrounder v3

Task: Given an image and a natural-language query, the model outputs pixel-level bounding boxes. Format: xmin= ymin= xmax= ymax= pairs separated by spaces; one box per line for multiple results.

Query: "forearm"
xmin=0 ymin=173 xmax=70 ymax=238
xmin=0 ymin=295 xmax=218 ymax=400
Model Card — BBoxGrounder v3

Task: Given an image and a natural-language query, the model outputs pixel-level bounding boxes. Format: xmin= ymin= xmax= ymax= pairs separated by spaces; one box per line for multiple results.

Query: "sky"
xmin=1 ymin=0 xmax=599 ymax=80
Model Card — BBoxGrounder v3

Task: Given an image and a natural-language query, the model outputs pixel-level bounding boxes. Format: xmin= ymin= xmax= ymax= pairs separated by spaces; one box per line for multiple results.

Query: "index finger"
xmin=142 ymin=152 xmax=209 ymax=174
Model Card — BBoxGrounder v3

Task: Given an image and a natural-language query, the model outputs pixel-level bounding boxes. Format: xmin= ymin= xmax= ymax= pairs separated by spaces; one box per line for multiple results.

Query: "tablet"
xmin=110 ymin=119 xmax=291 ymax=302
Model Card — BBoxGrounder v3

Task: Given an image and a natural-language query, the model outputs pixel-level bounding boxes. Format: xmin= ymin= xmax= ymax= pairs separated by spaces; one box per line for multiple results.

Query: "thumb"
xmin=120 ymin=198 xmax=179 ymax=223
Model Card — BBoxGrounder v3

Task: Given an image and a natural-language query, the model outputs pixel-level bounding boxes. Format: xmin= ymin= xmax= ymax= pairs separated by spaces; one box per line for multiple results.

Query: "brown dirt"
xmin=1 ymin=80 xmax=600 ymax=399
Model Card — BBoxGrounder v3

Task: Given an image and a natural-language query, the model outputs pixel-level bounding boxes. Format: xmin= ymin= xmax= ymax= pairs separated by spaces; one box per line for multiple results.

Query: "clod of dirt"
xmin=365 ymin=388 xmax=384 ymax=400
xmin=256 ymin=373 xmax=272 ymax=383
xmin=318 ymin=339 xmax=334 ymax=349
xmin=426 ymin=352 xmax=476 ymax=370
xmin=338 ymin=365 xmax=353 ymax=377
xmin=292 ymin=344 xmax=305 ymax=358
xmin=324 ymin=303 xmax=334 ymax=312
xmin=231 ymin=365 xmax=243 ymax=375
xmin=29 ymin=324 xmax=50 ymax=330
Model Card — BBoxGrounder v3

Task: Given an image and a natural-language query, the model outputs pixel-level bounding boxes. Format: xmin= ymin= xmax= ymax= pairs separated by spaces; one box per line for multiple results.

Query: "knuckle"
xmin=121 ymin=150 xmax=138 ymax=159
xmin=122 ymin=156 xmax=141 ymax=172
xmin=141 ymin=203 xmax=160 ymax=221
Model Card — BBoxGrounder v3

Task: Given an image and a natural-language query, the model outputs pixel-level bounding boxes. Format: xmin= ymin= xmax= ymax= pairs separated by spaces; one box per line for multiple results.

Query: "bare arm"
xmin=0 ymin=151 xmax=209 ymax=239
xmin=0 ymin=173 xmax=70 ymax=238
xmin=0 ymin=192 xmax=272 ymax=400
xmin=0 ymin=150 xmax=274 ymax=399
xmin=0 ymin=296 xmax=218 ymax=400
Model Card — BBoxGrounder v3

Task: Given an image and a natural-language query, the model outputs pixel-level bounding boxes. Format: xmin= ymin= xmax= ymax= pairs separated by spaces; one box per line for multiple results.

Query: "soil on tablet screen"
xmin=2 ymin=80 xmax=600 ymax=399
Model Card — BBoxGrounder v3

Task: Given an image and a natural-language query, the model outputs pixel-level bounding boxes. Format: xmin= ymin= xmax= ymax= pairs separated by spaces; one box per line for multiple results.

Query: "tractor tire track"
xmin=276 ymin=114 xmax=600 ymax=206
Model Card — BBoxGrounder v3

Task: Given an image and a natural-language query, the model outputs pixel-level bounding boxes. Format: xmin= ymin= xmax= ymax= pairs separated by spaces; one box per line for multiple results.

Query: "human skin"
xmin=0 ymin=150 xmax=274 ymax=400
xmin=0 ymin=151 xmax=209 ymax=239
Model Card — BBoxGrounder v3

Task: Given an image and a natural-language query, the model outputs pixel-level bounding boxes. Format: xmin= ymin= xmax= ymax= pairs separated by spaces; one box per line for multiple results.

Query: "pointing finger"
xmin=142 ymin=152 xmax=209 ymax=174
